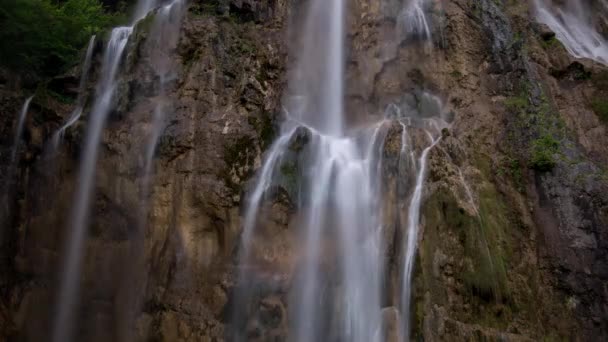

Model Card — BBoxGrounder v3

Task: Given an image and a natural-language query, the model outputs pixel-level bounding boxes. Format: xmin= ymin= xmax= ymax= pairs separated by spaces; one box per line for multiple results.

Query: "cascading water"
xmin=133 ymin=0 xmax=161 ymax=22
xmin=233 ymin=0 xmax=444 ymax=340
xmin=535 ymin=0 xmax=608 ymax=65
xmin=398 ymin=0 xmax=432 ymax=40
xmin=2 ymin=96 xmax=34 ymax=235
xmin=115 ymin=2 xmax=186 ymax=341
xmin=398 ymin=120 xmax=444 ymax=342
xmin=52 ymin=26 xmax=132 ymax=342
xmin=8 ymin=96 xmax=34 ymax=170
xmin=387 ymin=93 xmax=449 ymax=342
xmin=50 ymin=35 xmax=96 ymax=151
xmin=51 ymin=0 xmax=184 ymax=339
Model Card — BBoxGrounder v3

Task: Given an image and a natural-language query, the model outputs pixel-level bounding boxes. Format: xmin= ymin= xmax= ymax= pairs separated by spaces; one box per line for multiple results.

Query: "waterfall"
xmin=2 ymin=96 xmax=34 ymax=238
xmin=231 ymin=0 xmax=445 ymax=340
xmin=50 ymin=35 xmax=96 ymax=151
xmin=51 ymin=0 xmax=185 ymax=339
xmin=52 ymin=26 xmax=133 ymax=342
xmin=115 ymin=2 xmax=186 ymax=341
xmin=535 ymin=0 xmax=608 ymax=65
xmin=399 ymin=127 xmax=442 ymax=342
xmin=9 ymin=96 xmax=34 ymax=169
xmin=288 ymin=0 xmax=344 ymax=135
xmin=398 ymin=0 xmax=432 ymax=40
xmin=133 ymin=0 xmax=161 ymax=22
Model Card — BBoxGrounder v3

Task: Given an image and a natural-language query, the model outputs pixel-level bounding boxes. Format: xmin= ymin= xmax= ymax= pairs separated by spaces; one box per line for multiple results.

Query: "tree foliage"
xmin=0 ymin=0 xmax=122 ymax=76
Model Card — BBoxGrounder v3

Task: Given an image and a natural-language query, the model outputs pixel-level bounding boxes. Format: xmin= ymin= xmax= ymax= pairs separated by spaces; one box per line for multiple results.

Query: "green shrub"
xmin=0 ymin=0 xmax=122 ymax=76
xmin=530 ymin=134 xmax=560 ymax=171
xmin=590 ymin=98 xmax=608 ymax=123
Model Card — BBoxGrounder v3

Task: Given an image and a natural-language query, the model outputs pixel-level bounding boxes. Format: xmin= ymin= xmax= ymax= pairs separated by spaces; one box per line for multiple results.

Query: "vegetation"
xmin=504 ymin=83 xmax=565 ymax=173
xmin=497 ymin=156 xmax=524 ymax=192
xmin=0 ymin=0 xmax=124 ymax=76
xmin=248 ymin=114 xmax=275 ymax=149
xmin=540 ymin=35 xmax=558 ymax=49
xmin=530 ymin=134 xmax=560 ymax=172
xmin=590 ymin=97 xmax=608 ymax=123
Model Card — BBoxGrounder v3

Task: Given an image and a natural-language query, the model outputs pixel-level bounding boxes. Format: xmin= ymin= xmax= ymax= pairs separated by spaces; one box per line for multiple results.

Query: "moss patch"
xmin=590 ymin=97 xmax=608 ymax=123
xmin=415 ymin=173 xmax=514 ymax=336
xmin=248 ymin=113 xmax=275 ymax=150
xmin=530 ymin=134 xmax=560 ymax=172
xmin=503 ymin=84 xmax=564 ymax=173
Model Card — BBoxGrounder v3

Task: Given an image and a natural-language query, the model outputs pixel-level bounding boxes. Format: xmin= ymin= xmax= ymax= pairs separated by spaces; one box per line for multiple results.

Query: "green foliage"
xmin=504 ymin=95 xmax=528 ymax=112
xmin=590 ymin=98 xmax=608 ymax=123
xmin=248 ymin=114 xmax=275 ymax=149
xmin=0 ymin=0 xmax=122 ymax=76
xmin=497 ymin=156 xmax=524 ymax=192
xmin=530 ymin=134 xmax=560 ymax=172
xmin=540 ymin=36 xmax=558 ymax=49
xmin=450 ymin=70 xmax=463 ymax=79
xmin=505 ymin=83 xmax=565 ymax=173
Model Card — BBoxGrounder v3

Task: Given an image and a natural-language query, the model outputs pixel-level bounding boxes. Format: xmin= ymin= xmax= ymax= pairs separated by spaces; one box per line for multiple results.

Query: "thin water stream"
xmin=52 ymin=0 xmax=186 ymax=339
xmin=9 ymin=96 xmax=34 ymax=169
xmin=2 ymin=96 xmax=34 ymax=240
xmin=51 ymin=35 xmax=96 ymax=151
xmin=52 ymin=26 xmax=133 ymax=342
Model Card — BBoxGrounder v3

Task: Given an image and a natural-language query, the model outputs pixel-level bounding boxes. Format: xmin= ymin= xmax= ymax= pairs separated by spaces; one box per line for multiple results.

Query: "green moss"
xmin=497 ymin=157 xmax=524 ymax=192
xmin=530 ymin=134 xmax=559 ymax=172
xmin=136 ymin=10 xmax=156 ymax=32
xmin=504 ymin=95 xmax=528 ymax=112
xmin=504 ymin=83 xmax=565 ymax=173
xmin=248 ymin=113 xmax=276 ymax=149
xmin=35 ymin=83 xmax=76 ymax=105
xmin=279 ymin=162 xmax=298 ymax=192
xmin=418 ymin=181 xmax=512 ymax=328
xmin=463 ymin=185 xmax=510 ymax=302
xmin=540 ymin=36 xmax=558 ymax=49
xmin=590 ymin=98 xmax=608 ymax=123
xmin=450 ymin=70 xmax=463 ymax=79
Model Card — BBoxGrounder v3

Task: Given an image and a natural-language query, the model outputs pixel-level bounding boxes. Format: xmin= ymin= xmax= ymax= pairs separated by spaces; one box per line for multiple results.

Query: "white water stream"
xmin=2 ymin=96 xmax=34 ymax=231
xmin=234 ymin=0 xmax=443 ymax=340
xmin=52 ymin=1 xmax=184 ymax=340
xmin=535 ymin=0 xmax=608 ymax=65
xmin=51 ymin=35 xmax=96 ymax=151
xmin=9 ymin=96 xmax=34 ymax=169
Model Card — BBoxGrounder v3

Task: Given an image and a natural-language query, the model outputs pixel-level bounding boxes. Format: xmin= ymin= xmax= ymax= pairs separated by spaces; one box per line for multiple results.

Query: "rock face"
xmin=0 ymin=0 xmax=607 ymax=341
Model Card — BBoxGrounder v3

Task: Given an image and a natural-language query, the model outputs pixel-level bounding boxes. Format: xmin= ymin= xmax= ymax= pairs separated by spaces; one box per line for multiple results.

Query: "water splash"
xmin=535 ymin=0 xmax=608 ymax=65
xmin=50 ymin=35 xmax=96 ymax=151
